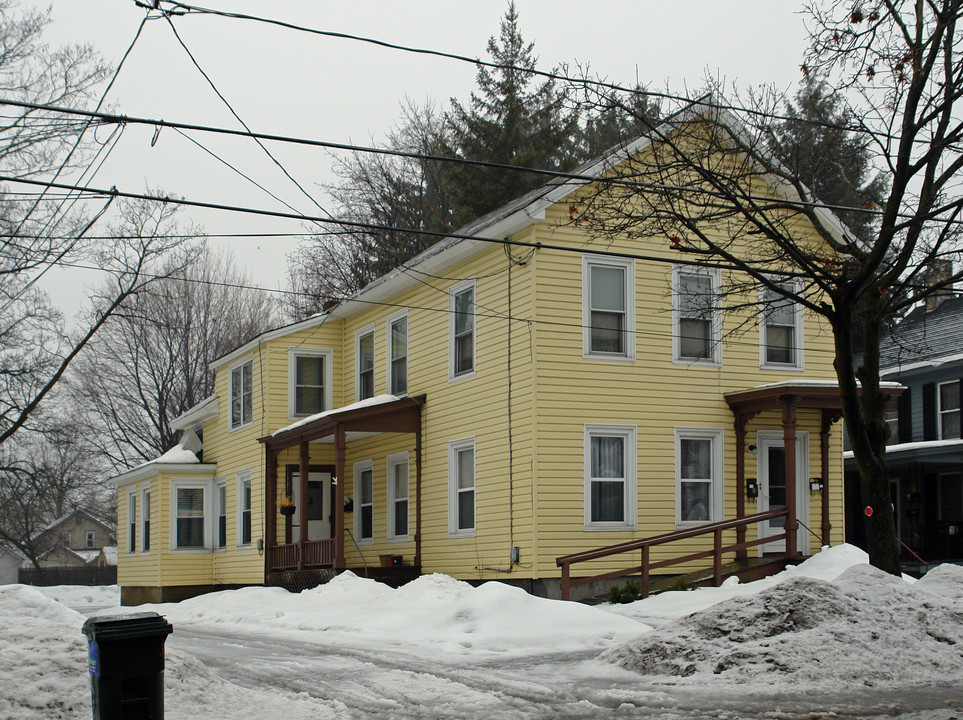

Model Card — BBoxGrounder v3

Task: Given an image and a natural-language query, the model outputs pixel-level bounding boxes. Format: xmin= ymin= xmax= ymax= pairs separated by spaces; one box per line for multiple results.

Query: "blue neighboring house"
xmin=845 ymin=290 xmax=963 ymax=569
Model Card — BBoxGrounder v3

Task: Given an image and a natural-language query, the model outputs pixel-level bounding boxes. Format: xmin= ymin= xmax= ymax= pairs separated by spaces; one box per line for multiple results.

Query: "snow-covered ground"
xmin=2 ymin=545 xmax=961 ymax=718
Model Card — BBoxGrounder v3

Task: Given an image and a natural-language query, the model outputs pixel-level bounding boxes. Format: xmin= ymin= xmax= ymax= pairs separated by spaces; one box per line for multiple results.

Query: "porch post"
xmin=265 ymin=446 xmax=277 ymax=576
xmin=820 ymin=410 xmax=840 ymax=547
xmin=414 ymin=423 xmax=423 ymax=567
xmin=734 ymin=413 xmax=748 ymax=560
xmin=781 ymin=395 xmax=799 ymax=558
xmin=334 ymin=425 xmax=346 ymax=569
xmin=298 ymin=437 xmax=309 ymax=569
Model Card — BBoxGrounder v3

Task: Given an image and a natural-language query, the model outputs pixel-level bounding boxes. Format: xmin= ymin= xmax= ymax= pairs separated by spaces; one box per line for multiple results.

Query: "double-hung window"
xmin=216 ymin=480 xmax=227 ymax=549
xmin=387 ymin=311 xmax=408 ymax=395
xmin=940 ymin=381 xmax=961 ymax=439
xmin=237 ymin=470 xmax=252 ymax=546
xmin=675 ymin=428 xmax=723 ymax=526
xmin=127 ymin=492 xmax=137 ymax=554
xmin=760 ymin=282 xmax=804 ymax=369
xmin=354 ymin=460 xmax=374 ymax=543
xmin=290 ymin=349 xmax=330 ymax=417
xmin=673 ymin=267 xmax=720 ymax=365
xmin=356 ymin=328 xmax=375 ymax=401
xmin=450 ymin=280 xmax=475 ymax=379
xmin=230 ymin=357 xmax=254 ymax=429
xmin=583 ymin=255 xmax=635 ymax=358
xmin=584 ymin=425 xmax=637 ymax=530
xmin=448 ymin=438 xmax=475 ymax=536
xmin=387 ymin=452 xmax=409 ymax=541
xmin=175 ymin=486 xmax=206 ymax=549
xmin=141 ymin=486 xmax=151 ymax=552
xmin=86 ymin=531 xmax=95 ymax=549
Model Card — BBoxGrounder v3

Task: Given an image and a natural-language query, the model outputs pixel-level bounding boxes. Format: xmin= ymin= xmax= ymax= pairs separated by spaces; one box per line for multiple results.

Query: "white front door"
xmin=757 ymin=431 xmax=809 ymax=555
xmin=291 ymin=471 xmax=333 ymax=541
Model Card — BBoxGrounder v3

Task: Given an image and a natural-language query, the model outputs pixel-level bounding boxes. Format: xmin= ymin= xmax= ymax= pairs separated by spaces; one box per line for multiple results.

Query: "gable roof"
xmin=31 ymin=508 xmax=116 ymax=543
xmin=879 ymin=295 xmax=963 ymax=375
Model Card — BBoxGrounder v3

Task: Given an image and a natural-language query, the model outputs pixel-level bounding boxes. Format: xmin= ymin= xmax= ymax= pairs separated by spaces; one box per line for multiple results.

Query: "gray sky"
xmin=26 ymin=1 xmax=813 ymax=310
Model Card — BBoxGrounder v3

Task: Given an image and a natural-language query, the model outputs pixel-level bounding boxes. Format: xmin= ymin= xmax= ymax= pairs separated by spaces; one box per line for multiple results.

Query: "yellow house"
xmin=111 ymin=108 xmax=851 ymax=605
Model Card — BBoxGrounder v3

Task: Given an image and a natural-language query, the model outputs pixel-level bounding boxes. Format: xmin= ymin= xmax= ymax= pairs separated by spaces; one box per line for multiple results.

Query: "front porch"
xmin=258 ymin=395 xmax=426 ymax=576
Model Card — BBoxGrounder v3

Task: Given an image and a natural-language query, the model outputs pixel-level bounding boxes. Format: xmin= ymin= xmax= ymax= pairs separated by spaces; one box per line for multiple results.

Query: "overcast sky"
xmin=25 ymin=1 xmax=814 ymax=310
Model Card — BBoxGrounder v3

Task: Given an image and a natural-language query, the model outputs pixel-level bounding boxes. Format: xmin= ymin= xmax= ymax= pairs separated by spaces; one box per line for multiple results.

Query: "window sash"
xmin=390 ymin=317 xmax=408 ymax=395
xmin=590 ymin=435 xmax=626 ymax=523
xmin=359 ymin=468 xmax=373 ymax=540
xmin=241 ymin=480 xmax=252 ymax=546
xmin=294 ymin=356 xmax=325 ymax=415
xmin=588 ymin=263 xmax=627 ymax=355
xmin=141 ymin=490 xmax=150 ymax=552
xmin=676 ymin=429 xmax=722 ymax=526
xmin=450 ymin=442 xmax=475 ymax=534
xmin=231 ymin=360 xmax=253 ymax=428
xmin=176 ymin=487 xmax=205 ymax=549
xmin=128 ymin=495 xmax=136 ymax=553
xmin=389 ymin=459 xmax=409 ymax=539
xmin=452 ymin=287 xmax=474 ymax=376
xmin=940 ymin=382 xmax=961 ymax=439
xmin=217 ymin=484 xmax=227 ymax=549
xmin=676 ymin=271 xmax=717 ymax=362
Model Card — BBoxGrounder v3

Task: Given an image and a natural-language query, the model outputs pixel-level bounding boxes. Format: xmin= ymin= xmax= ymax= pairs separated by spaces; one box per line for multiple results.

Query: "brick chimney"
xmin=924 ymin=259 xmax=954 ymax=312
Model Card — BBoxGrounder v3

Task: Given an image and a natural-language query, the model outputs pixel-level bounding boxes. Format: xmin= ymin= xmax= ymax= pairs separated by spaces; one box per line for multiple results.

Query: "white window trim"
xmin=140 ymin=482 xmax=151 ymax=554
xmin=386 ymin=309 xmax=409 ymax=396
xmin=448 ymin=437 xmax=476 ymax=537
xmin=672 ymin=265 xmax=722 ymax=367
xmin=169 ymin=477 xmax=214 ymax=553
xmin=758 ymin=281 xmax=805 ymax=371
xmin=228 ymin=354 xmax=255 ymax=431
xmin=288 ymin=347 xmax=333 ymax=420
xmin=386 ymin=451 xmax=410 ymax=542
xmin=236 ymin=469 xmax=253 ymax=548
xmin=355 ymin=325 xmax=376 ymax=402
xmin=583 ymin=424 xmax=638 ymax=531
xmin=582 ymin=254 xmax=636 ymax=361
xmin=449 ymin=278 xmax=477 ymax=382
xmin=353 ymin=459 xmax=374 ymax=545
xmin=214 ymin=477 xmax=227 ymax=551
xmin=938 ymin=380 xmax=961 ymax=440
xmin=674 ymin=427 xmax=725 ymax=529
xmin=126 ymin=489 xmax=137 ymax=555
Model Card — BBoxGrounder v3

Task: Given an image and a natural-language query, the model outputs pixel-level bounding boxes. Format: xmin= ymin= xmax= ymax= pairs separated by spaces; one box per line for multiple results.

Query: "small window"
xmin=584 ymin=425 xmax=637 ymax=530
xmin=294 ymin=355 xmax=324 ymax=415
xmin=141 ymin=487 xmax=151 ymax=553
xmin=175 ymin=487 xmax=206 ymax=549
xmin=450 ymin=280 xmax=475 ymax=379
xmin=357 ymin=328 xmax=375 ymax=401
xmin=673 ymin=267 xmax=720 ymax=364
xmin=939 ymin=381 xmax=961 ymax=440
xmin=354 ymin=460 xmax=374 ymax=543
xmin=230 ymin=358 xmax=254 ymax=429
xmin=387 ymin=452 xmax=409 ymax=541
xmin=86 ymin=531 xmax=95 ymax=549
xmin=127 ymin=493 xmax=136 ymax=554
xmin=583 ymin=255 xmax=635 ymax=358
xmin=449 ymin=438 xmax=476 ymax=536
xmin=760 ymin=283 xmax=804 ymax=369
xmin=237 ymin=470 xmax=252 ymax=546
xmin=216 ymin=481 xmax=227 ymax=549
xmin=884 ymin=404 xmax=899 ymax=446
xmin=388 ymin=311 xmax=408 ymax=395
xmin=675 ymin=428 xmax=723 ymax=526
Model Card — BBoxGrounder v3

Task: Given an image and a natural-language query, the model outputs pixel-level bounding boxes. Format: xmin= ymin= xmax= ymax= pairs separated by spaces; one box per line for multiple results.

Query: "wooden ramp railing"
xmin=556 ymin=509 xmax=790 ymax=601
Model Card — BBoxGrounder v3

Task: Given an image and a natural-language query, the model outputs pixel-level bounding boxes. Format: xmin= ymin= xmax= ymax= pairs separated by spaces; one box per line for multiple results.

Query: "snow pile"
xmin=601 ymin=562 xmax=963 ymax=688
xmin=126 ymin=571 xmax=648 ymax=659
xmin=0 ymin=584 xmax=333 ymax=719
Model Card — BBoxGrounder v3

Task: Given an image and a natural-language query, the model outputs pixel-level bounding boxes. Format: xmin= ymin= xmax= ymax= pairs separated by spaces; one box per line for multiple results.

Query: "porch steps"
xmin=578 ymin=555 xmax=795 ymax=605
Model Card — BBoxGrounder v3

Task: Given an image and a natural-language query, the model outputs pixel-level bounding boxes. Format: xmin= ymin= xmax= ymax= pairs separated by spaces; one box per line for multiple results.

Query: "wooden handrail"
xmin=556 ymin=509 xmax=789 ymax=601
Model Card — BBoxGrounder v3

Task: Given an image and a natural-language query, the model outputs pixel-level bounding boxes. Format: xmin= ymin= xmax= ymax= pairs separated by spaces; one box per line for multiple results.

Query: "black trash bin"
xmin=82 ymin=612 xmax=173 ymax=720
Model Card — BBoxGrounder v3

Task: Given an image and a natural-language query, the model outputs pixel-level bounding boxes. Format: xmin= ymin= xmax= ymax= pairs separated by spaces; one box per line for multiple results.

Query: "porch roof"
xmin=724 ymin=380 xmax=903 ymax=416
xmin=259 ymin=394 xmax=426 ymax=449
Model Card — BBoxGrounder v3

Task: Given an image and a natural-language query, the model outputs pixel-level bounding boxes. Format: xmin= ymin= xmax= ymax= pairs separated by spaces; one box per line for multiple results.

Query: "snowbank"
xmin=601 ymin=560 xmax=963 ymax=689
xmin=0 ymin=584 xmax=332 ymax=719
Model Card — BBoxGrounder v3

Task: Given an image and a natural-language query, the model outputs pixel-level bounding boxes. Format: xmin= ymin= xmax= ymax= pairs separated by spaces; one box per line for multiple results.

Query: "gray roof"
xmin=879 ymin=295 xmax=963 ymax=372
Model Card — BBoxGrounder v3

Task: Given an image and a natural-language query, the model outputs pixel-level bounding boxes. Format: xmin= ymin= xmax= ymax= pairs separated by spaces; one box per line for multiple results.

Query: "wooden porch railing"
xmin=268 ymin=539 xmax=335 ymax=572
xmin=556 ymin=509 xmax=790 ymax=601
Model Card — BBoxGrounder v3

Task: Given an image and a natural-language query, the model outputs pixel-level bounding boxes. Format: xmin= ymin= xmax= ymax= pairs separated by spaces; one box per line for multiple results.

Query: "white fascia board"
xmin=171 ymin=396 xmax=219 ymax=431
xmin=881 ymin=351 xmax=963 ymax=377
xmin=109 ymin=463 xmax=217 ymax=488
xmin=209 ymin=314 xmax=333 ymax=371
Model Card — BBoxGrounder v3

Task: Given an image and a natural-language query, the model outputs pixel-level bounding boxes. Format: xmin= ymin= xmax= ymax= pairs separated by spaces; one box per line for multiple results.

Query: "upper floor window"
xmin=354 ymin=460 xmax=374 ymax=543
xmin=673 ymin=267 xmax=720 ymax=365
xmin=388 ymin=310 xmax=408 ymax=395
xmin=450 ymin=279 xmax=475 ymax=380
xmin=290 ymin=349 xmax=330 ymax=417
xmin=448 ymin=437 xmax=476 ymax=536
xmin=760 ymin=283 xmax=804 ymax=369
xmin=86 ymin=531 xmax=95 ymax=548
xmin=583 ymin=255 xmax=635 ymax=359
xmin=230 ymin=357 xmax=253 ymax=429
xmin=237 ymin=470 xmax=252 ymax=547
xmin=583 ymin=424 xmax=637 ymax=530
xmin=62 ymin=531 xmax=72 ymax=547
xmin=940 ymin=381 xmax=961 ymax=439
xmin=356 ymin=327 xmax=375 ymax=401
xmin=675 ymin=428 xmax=723 ymax=526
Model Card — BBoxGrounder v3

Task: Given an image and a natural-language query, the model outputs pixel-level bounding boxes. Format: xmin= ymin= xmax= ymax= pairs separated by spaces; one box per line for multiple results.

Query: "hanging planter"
xmin=279 ymin=497 xmax=296 ymax=516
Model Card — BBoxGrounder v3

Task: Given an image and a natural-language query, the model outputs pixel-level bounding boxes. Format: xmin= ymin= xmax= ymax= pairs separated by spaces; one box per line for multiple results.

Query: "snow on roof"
xmin=843 ymin=437 xmax=963 ymax=460
xmin=273 ymin=395 xmax=400 ymax=436
xmin=99 ymin=546 xmax=118 ymax=566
